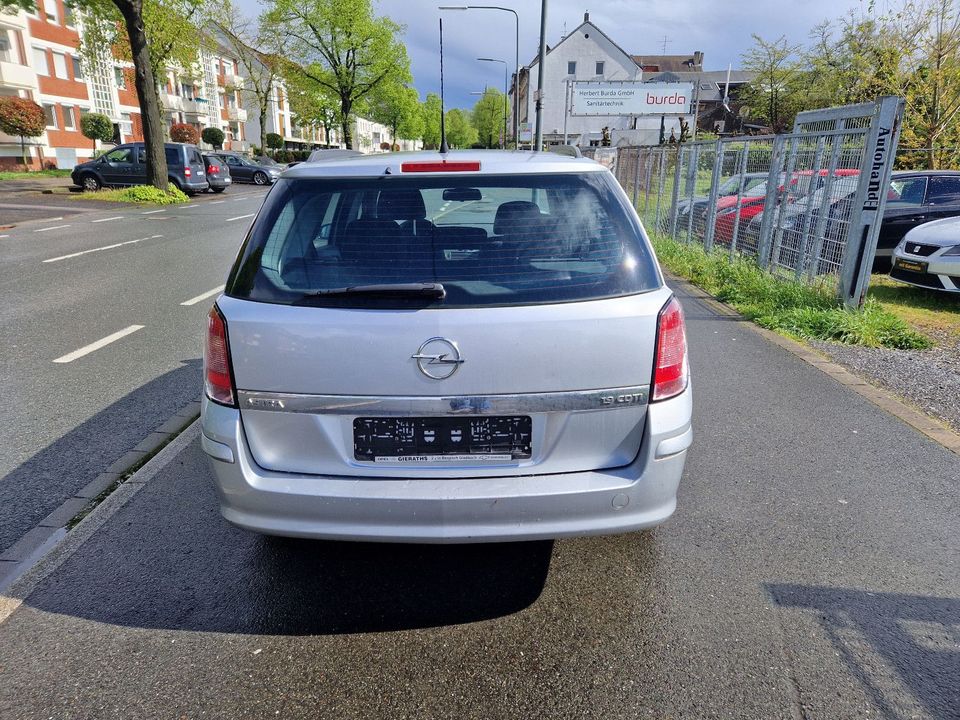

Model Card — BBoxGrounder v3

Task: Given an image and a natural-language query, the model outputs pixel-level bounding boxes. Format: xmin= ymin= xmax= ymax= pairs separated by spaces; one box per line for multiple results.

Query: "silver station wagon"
xmin=200 ymin=150 xmax=692 ymax=542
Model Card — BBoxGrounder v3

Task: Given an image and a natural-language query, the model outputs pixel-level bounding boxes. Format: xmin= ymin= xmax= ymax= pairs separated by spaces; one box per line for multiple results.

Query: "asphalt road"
xmin=0 ymin=185 xmax=270 ymax=554
xmin=0 ymin=284 xmax=956 ymax=719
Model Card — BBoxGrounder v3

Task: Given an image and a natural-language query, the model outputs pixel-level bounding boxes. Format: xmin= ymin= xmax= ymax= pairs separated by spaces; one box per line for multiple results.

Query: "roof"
xmin=891 ymin=169 xmax=960 ymax=176
xmin=632 ymin=55 xmax=702 ymax=72
xmin=281 ymin=150 xmax=605 ymax=179
xmin=525 ymin=19 xmax=639 ymax=70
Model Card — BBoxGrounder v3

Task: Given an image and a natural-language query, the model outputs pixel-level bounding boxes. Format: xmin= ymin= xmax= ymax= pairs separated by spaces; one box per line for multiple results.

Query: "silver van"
xmin=200 ymin=151 xmax=692 ymax=542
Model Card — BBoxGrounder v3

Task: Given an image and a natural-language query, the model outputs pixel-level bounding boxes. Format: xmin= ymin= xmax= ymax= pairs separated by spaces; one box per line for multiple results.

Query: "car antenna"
xmin=439 ymin=17 xmax=449 ymax=155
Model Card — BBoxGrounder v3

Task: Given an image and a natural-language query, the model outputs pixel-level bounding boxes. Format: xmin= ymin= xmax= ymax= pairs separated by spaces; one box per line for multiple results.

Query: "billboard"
xmin=570 ymin=82 xmax=694 ymax=116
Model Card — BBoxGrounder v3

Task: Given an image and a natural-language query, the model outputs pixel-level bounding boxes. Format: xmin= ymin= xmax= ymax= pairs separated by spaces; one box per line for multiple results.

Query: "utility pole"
xmin=533 ymin=0 xmax=547 ymax=151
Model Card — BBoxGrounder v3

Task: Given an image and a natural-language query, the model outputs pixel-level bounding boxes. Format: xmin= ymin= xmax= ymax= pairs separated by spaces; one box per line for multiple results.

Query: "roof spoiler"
xmin=548 ymin=145 xmax=583 ymax=158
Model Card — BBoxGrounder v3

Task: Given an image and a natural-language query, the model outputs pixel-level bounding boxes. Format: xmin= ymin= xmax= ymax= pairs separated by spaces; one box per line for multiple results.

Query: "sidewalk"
xmin=0 ymin=283 xmax=957 ymax=719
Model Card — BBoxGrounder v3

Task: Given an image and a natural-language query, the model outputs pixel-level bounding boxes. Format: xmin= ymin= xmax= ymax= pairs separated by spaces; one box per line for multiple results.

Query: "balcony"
xmin=0 ymin=61 xmax=36 ymax=90
xmin=227 ymin=107 xmax=247 ymax=122
xmin=183 ymin=97 xmax=211 ymax=120
xmin=163 ymin=93 xmax=184 ymax=112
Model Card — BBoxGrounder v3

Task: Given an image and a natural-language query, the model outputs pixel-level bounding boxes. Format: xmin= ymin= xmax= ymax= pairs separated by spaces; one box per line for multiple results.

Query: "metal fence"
xmin=587 ymin=97 xmax=905 ymax=305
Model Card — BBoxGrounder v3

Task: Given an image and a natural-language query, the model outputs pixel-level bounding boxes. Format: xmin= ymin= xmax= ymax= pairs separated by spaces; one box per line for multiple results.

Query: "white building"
xmin=514 ymin=12 xmax=707 ymax=147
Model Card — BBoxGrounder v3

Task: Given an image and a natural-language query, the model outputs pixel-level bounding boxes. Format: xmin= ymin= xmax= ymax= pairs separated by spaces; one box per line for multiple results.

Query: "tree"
xmin=740 ymin=35 xmax=803 ymax=131
xmin=265 ymin=0 xmax=412 ymax=149
xmin=0 ymin=0 xmax=35 ymax=12
xmin=201 ymin=126 xmax=224 ymax=148
xmin=420 ymin=93 xmax=443 ymax=148
xmin=215 ymin=1 xmax=285 ymax=156
xmin=69 ymin=0 xmax=191 ymax=190
xmin=0 ymin=97 xmax=45 ymax=169
xmin=445 ymin=108 xmax=477 ymax=148
xmin=266 ymin=132 xmax=283 ymax=152
xmin=472 ymin=88 xmax=506 ymax=148
xmin=369 ymin=83 xmax=422 ymax=148
xmin=80 ymin=113 xmax=114 ymax=148
xmin=170 ymin=122 xmax=200 ymax=143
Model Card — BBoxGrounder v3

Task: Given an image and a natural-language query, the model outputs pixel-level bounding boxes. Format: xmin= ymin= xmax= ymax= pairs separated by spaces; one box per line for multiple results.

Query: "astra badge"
xmin=412 ymin=337 xmax=464 ymax=380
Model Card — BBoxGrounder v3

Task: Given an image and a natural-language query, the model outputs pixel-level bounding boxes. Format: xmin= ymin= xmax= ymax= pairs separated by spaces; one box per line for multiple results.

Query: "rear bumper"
xmin=208 ymin=176 xmax=232 ymax=189
xmin=200 ymin=388 xmax=692 ymax=543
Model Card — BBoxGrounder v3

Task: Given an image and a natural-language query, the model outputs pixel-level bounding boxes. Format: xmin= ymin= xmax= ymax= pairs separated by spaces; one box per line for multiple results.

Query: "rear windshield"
xmin=226 ymin=172 xmax=660 ymax=308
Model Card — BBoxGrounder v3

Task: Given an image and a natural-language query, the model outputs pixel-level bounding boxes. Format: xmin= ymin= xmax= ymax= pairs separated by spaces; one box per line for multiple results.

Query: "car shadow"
xmin=21 ymin=437 xmax=553 ymax=635
xmin=767 ymin=583 xmax=960 ymax=719
xmin=0 ymin=359 xmax=203 ymax=555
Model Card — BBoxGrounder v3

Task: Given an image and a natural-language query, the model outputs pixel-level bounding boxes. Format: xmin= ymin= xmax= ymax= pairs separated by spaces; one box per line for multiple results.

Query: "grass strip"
xmin=72 ymin=184 xmax=189 ymax=205
xmin=651 ymin=234 xmax=931 ymax=350
xmin=0 ymin=169 xmax=72 ymax=180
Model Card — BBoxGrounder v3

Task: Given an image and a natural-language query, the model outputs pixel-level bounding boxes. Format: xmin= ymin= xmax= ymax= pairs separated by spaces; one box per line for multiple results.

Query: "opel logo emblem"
xmin=411 ymin=337 xmax=464 ymax=380
xmin=913 ymin=245 xmax=922 ymax=253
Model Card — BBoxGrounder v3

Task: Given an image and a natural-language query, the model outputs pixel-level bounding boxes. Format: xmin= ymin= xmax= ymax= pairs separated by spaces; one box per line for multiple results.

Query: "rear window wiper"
xmin=308 ymin=282 xmax=446 ymax=298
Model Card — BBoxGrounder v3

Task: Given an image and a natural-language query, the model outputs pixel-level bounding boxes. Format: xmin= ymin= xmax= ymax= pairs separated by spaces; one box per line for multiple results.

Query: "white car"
xmin=200 ymin=150 xmax=693 ymax=542
xmin=890 ymin=216 xmax=960 ymax=292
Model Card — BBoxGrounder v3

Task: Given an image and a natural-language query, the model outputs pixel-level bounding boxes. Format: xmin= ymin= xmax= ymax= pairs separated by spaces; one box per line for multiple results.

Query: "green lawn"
xmin=0 ymin=169 xmax=72 ymax=180
xmin=866 ymin=273 xmax=960 ymax=347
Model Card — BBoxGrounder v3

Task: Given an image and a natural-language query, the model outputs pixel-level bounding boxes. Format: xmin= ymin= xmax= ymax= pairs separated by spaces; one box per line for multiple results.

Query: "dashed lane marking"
xmin=42 ymin=234 xmax=163 ymax=263
xmin=226 ymin=213 xmax=255 ymax=222
xmin=180 ymin=285 xmax=225 ymax=306
xmin=53 ymin=325 xmax=144 ymax=364
xmin=34 ymin=225 xmax=70 ymax=233
xmin=91 ymin=216 xmax=123 ymax=223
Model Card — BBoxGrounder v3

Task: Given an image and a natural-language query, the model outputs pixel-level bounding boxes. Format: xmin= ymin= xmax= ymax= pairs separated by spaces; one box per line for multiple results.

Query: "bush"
xmin=201 ymin=127 xmax=224 ymax=149
xmin=265 ymin=132 xmax=283 ymax=150
xmin=250 ymin=144 xmax=261 ymax=156
xmin=80 ymin=113 xmax=114 ymax=143
xmin=650 ymin=235 xmax=931 ymax=350
xmin=76 ymin=184 xmax=189 ymax=205
xmin=0 ymin=97 xmax=45 ymax=166
xmin=170 ymin=123 xmax=200 ymax=144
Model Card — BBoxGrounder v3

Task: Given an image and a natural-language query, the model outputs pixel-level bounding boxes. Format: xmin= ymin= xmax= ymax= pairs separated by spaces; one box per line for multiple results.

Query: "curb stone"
xmin=669 ymin=274 xmax=960 ymax=456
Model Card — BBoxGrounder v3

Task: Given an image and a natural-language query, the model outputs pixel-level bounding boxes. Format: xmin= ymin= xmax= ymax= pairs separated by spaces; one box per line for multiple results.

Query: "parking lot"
xmin=2 ymin=283 xmax=957 ymax=719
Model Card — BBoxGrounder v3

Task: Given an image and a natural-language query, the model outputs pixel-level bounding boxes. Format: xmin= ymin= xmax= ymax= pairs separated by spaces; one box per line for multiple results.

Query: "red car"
xmin=713 ymin=169 xmax=860 ymax=246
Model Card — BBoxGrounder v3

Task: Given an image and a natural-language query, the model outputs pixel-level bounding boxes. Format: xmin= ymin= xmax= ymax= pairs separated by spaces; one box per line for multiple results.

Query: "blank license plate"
xmin=895 ymin=258 xmax=928 ymax=273
xmin=354 ymin=416 xmax=532 ymax=463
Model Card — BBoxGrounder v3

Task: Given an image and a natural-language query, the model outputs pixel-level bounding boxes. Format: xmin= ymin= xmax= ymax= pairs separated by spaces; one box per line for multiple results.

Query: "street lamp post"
xmin=438 ymin=5 xmax=519 ymax=148
xmin=477 ymin=57 xmax=508 ymax=148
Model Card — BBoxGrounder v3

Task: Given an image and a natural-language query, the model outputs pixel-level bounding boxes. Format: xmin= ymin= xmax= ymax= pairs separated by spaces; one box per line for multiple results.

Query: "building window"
xmin=71 ymin=55 xmax=83 ymax=80
xmin=32 ymin=47 xmax=49 ymax=76
xmin=62 ymin=104 xmax=75 ymax=130
xmin=52 ymin=51 xmax=67 ymax=79
xmin=0 ymin=27 xmax=24 ymax=65
xmin=44 ymin=0 xmax=59 ymax=24
xmin=42 ymin=103 xmax=58 ymax=129
xmin=595 ymin=61 xmax=604 ymax=75
xmin=64 ymin=3 xmax=75 ymax=26
xmin=567 ymin=61 xmax=576 ymax=75
xmin=114 ymin=67 xmax=126 ymax=89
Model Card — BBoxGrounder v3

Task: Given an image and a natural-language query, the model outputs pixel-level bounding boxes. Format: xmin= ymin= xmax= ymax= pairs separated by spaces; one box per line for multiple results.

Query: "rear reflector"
xmin=651 ymin=296 xmax=688 ymax=402
xmin=205 ymin=304 xmax=236 ymax=407
xmin=401 ymin=161 xmax=481 ymax=173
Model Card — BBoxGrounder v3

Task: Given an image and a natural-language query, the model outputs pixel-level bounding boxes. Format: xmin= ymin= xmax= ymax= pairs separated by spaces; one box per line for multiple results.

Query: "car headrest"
xmin=493 ymin=201 xmax=544 ymax=235
xmin=377 ymin=189 xmax=427 ymax=221
xmin=341 ymin=219 xmax=402 ymax=262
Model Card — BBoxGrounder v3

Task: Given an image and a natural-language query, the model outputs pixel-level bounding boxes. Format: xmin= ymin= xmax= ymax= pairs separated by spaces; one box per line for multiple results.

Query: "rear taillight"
xmin=205 ymin=305 xmax=236 ymax=406
xmin=208 ymin=164 xmax=220 ymax=174
xmin=651 ymin=296 xmax=688 ymax=402
xmin=184 ymin=167 xmax=192 ymax=177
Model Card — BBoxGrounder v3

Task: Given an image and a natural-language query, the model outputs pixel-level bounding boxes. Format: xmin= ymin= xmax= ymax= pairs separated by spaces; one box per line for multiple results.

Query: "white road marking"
xmin=208 ymin=200 xmax=225 ymax=205
xmin=226 ymin=213 xmax=255 ymax=222
xmin=141 ymin=209 xmax=166 ymax=215
xmin=34 ymin=224 xmax=70 ymax=233
xmin=0 ymin=234 xmax=8 ymax=238
xmin=53 ymin=325 xmax=144 ymax=364
xmin=91 ymin=216 xmax=123 ymax=223
xmin=180 ymin=285 xmax=225 ymax=306
xmin=42 ymin=217 xmax=63 ymax=222
xmin=42 ymin=234 xmax=163 ymax=263
xmin=233 ymin=197 xmax=247 ymax=201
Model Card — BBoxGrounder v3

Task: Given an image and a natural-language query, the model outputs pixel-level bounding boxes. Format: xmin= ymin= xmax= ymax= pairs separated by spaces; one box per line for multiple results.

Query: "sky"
xmin=234 ymin=0 xmax=882 ymax=110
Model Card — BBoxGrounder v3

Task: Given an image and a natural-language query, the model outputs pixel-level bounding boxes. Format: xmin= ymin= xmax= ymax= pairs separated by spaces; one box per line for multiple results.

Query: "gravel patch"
xmin=810 ymin=338 xmax=960 ymax=435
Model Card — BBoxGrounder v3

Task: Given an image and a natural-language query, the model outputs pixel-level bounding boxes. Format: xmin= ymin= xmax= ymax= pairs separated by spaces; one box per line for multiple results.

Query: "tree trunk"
xmin=19 ymin=135 xmax=26 ymax=169
xmin=259 ymin=98 xmax=268 ymax=154
xmin=115 ymin=0 xmax=168 ymax=190
xmin=341 ymin=97 xmax=352 ymax=149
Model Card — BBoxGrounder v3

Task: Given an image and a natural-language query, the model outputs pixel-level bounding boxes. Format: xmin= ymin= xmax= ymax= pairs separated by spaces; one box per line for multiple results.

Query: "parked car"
xmin=216 ymin=153 xmax=282 ymax=185
xmin=71 ymin=142 xmax=209 ymax=195
xmin=200 ymin=150 xmax=693 ymax=542
xmin=202 ymin=153 xmax=232 ymax=193
xmin=673 ymin=172 xmax=768 ymax=235
xmin=890 ymin=216 xmax=960 ymax=292
xmin=305 ymin=149 xmax=364 ymax=163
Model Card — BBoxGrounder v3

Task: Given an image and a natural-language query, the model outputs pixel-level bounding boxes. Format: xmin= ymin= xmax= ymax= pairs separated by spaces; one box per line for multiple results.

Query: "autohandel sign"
xmin=570 ymin=81 xmax=694 ymax=116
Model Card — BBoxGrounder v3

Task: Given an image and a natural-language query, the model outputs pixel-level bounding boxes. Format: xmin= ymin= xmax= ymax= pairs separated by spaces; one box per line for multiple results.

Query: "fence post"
xmin=702 ymin=138 xmax=724 ymax=252
xmin=838 ymin=96 xmax=904 ymax=306
xmin=684 ymin=143 xmax=700 ymax=243
xmin=669 ymin=146 xmax=684 ymax=238
xmin=770 ymin=136 xmax=802 ymax=272
xmin=644 ymin=150 xmax=654 ymax=216
xmin=654 ymin=148 xmax=667 ymax=232
xmin=729 ymin=141 xmax=751 ymax=258
xmin=757 ymin=135 xmax=787 ymax=269
xmin=632 ymin=147 xmax=642 ymax=208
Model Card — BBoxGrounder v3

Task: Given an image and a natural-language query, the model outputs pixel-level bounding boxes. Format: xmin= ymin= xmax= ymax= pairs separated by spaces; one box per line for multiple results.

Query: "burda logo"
xmin=646 ymin=93 xmax=687 ymax=105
